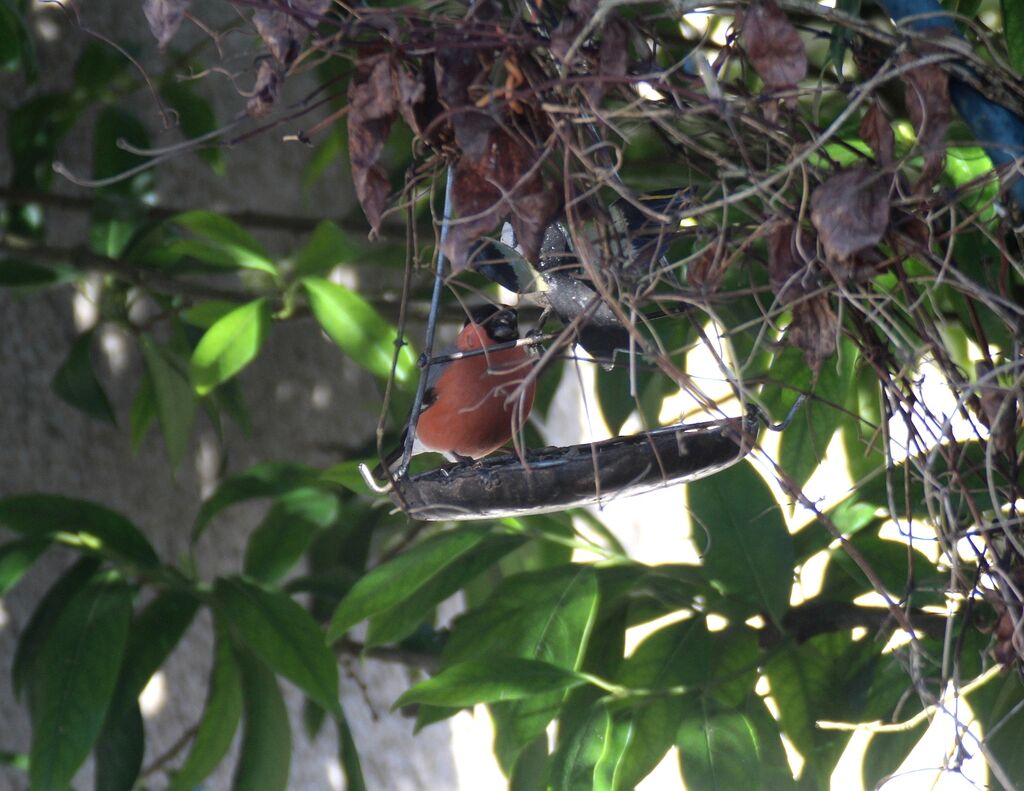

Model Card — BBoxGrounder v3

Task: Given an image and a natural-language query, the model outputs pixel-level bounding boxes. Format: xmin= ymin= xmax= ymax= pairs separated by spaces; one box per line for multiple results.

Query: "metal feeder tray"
xmin=376 ymin=411 xmax=760 ymax=521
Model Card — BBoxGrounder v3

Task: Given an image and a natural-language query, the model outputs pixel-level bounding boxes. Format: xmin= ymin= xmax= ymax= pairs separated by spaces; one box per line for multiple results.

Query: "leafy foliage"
xmin=2 ymin=0 xmax=1024 ymax=789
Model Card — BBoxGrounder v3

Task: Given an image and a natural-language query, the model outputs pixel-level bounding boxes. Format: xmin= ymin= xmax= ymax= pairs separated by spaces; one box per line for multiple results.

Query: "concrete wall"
xmin=0 ymin=3 xmax=458 ymax=788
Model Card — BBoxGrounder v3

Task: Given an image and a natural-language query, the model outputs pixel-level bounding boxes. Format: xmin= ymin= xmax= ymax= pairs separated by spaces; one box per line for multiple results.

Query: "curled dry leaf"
xmin=143 ymin=0 xmax=191 ymax=49
xmin=347 ymin=54 xmax=425 ymax=234
xmin=859 ymin=102 xmax=894 ymax=166
xmin=253 ymin=0 xmax=331 ymax=67
xmin=741 ymin=0 xmax=807 ymax=93
xmin=444 ymin=128 xmax=558 ymax=271
xmin=810 ymin=166 xmax=891 ymax=263
xmin=247 ymin=59 xmax=284 ymax=118
xmin=769 ymin=221 xmax=814 ymax=304
xmin=587 ymin=16 xmax=629 ymax=105
xmin=900 ymin=49 xmax=950 ymax=190
xmin=687 ymin=244 xmax=722 ymax=292
xmin=551 ymin=0 xmax=599 ymax=60
xmin=435 ymin=48 xmax=498 ymax=159
xmin=787 ymin=294 xmax=838 ymax=370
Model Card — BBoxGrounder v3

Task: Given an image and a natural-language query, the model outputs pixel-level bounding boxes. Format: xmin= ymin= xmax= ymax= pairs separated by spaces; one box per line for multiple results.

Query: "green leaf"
xmin=859 ymin=657 xmax=926 ymax=789
xmin=92 ymin=589 xmax=198 ymax=790
xmin=93 ymin=106 xmax=151 ymax=196
xmin=0 ymin=257 xmax=60 ymax=287
xmin=364 ymin=532 xmax=527 ymax=648
xmin=600 ymin=618 xmax=712 ymax=790
xmin=167 ymin=620 xmax=244 ymax=791
xmin=302 ymin=276 xmax=417 ymax=389
xmin=688 ymin=460 xmax=793 ymax=625
xmin=439 ymin=565 xmax=599 ymax=770
xmin=12 ymin=558 xmax=102 ymax=697
xmin=28 ymin=576 xmax=133 ymax=791
xmin=190 ymin=298 xmax=271 ymax=395
xmin=193 ymin=461 xmax=320 ymax=539
xmin=294 ymin=220 xmax=359 ymax=277
xmin=548 ymin=688 xmax=613 ymax=791
xmin=74 ymin=41 xmax=129 ymax=99
xmin=842 ymin=362 xmax=884 ymax=484
xmin=819 ymin=530 xmax=945 ymax=606
xmin=140 ymin=334 xmax=196 ymax=469
xmin=0 ymin=538 xmax=49 ymax=596
xmin=336 ymin=713 xmax=367 ymax=791
xmin=1002 ymin=0 xmax=1024 ymax=73
xmin=232 ymin=648 xmax=291 ymax=791
xmin=596 ymin=362 xmax=637 ymax=436
xmin=327 ymin=527 xmax=511 ymax=642
xmin=243 ymin=487 xmax=340 ymax=584
xmin=181 ymin=299 xmax=243 ymax=329
xmin=395 ymin=658 xmax=588 ymax=708
xmin=762 ymin=345 xmax=851 ymax=489
xmin=160 ymin=81 xmax=224 ymax=171
xmin=677 ymin=693 xmax=795 ymax=790
xmin=172 ymin=211 xmax=277 ymax=276
xmin=963 ymin=658 xmax=1024 ymax=791
xmin=764 ymin=632 xmax=878 ymax=787
xmin=111 ymin=589 xmax=201 ymax=715
xmin=94 ymin=701 xmax=144 ymax=791
xmin=130 ymin=370 xmax=158 ymax=452
xmin=0 ymin=0 xmax=37 ymax=80
xmin=51 ymin=329 xmax=116 ymax=425
xmin=0 ymin=493 xmax=159 ymax=568
xmin=215 ymin=576 xmax=341 ymax=717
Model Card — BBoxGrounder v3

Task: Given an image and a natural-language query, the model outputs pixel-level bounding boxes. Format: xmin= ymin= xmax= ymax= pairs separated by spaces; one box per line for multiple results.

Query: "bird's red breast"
xmin=414 ymin=320 xmax=536 ymax=459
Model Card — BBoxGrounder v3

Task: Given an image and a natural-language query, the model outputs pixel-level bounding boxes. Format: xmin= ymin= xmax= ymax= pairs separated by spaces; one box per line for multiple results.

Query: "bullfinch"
xmin=373 ymin=305 xmax=536 ymax=478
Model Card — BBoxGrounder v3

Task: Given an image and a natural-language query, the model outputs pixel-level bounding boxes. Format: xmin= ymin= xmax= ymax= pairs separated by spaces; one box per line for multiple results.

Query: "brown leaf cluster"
xmin=247 ymin=59 xmax=284 ymax=118
xmin=245 ymin=1 xmax=331 ymax=117
xmin=900 ymin=48 xmax=950 ymax=190
xmin=741 ymin=0 xmax=807 ymax=104
xmin=586 ymin=17 xmax=629 ymax=105
xmin=768 ymin=222 xmax=837 ymax=369
xmin=992 ymin=603 xmax=1023 ymax=666
xmin=347 ymin=54 xmax=425 ymax=234
xmin=768 ymin=221 xmax=814 ymax=304
xmin=788 ymin=295 xmax=838 ymax=371
xmin=143 ymin=0 xmax=190 ymax=49
xmin=810 ymin=166 xmax=891 ymax=263
xmin=859 ymin=102 xmax=894 ymax=166
xmin=444 ymin=127 xmax=559 ymax=271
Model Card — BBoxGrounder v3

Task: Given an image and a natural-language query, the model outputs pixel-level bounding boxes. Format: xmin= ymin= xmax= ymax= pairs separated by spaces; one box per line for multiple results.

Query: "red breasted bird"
xmin=373 ymin=305 xmax=536 ymax=478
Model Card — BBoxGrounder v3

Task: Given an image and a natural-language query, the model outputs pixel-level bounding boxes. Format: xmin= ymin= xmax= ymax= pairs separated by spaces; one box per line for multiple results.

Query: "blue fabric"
xmin=879 ymin=0 xmax=1024 ymax=209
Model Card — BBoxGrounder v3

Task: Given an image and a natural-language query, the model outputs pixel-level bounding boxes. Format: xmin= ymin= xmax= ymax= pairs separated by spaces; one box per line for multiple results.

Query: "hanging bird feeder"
xmin=361 ymin=410 xmax=761 ymax=521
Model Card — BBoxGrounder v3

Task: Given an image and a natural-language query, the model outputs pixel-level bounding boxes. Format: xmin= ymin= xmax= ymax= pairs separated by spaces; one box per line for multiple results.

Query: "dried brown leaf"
xmin=769 ymin=221 xmax=814 ymax=304
xmin=787 ymin=295 xmax=838 ymax=370
xmin=859 ymin=102 xmax=894 ymax=166
xmin=143 ymin=0 xmax=191 ymax=49
xmin=247 ymin=59 xmax=284 ymax=118
xmin=346 ymin=54 xmax=425 ymax=233
xmin=435 ymin=48 xmax=498 ymax=158
xmin=900 ymin=50 xmax=950 ymax=189
xmin=810 ymin=166 xmax=891 ymax=262
xmin=687 ymin=245 xmax=722 ymax=292
xmin=588 ymin=17 xmax=629 ymax=105
xmin=444 ymin=128 xmax=557 ymax=270
xmin=253 ymin=0 xmax=330 ymax=66
xmin=741 ymin=0 xmax=807 ymax=91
